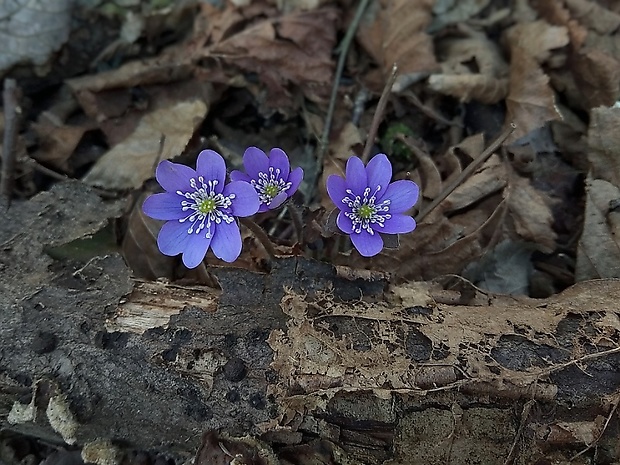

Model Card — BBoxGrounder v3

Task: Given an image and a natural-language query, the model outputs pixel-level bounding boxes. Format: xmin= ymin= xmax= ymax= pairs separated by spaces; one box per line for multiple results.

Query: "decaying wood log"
xmin=1 ymin=182 xmax=620 ymax=464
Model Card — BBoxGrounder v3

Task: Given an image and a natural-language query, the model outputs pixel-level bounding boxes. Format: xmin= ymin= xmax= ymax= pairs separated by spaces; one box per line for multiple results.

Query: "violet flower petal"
xmin=382 ymin=180 xmax=420 ymax=213
xmin=181 ymin=232 xmax=213 ymax=269
xmin=225 ymin=180 xmax=260 ymax=217
xmin=210 ymin=220 xmax=242 ymax=262
xmin=287 ymin=167 xmax=304 ymax=196
xmin=380 ymin=214 xmax=416 ymax=234
xmin=156 ymin=160 xmax=196 ymax=193
xmin=157 ymin=220 xmax=199 ymax=256
xmin=230 ymin=170 xmax=251 ymax=183
xmin=350 ymin=230 xmax=384 ymax=257
xmin=243 ymin=146 xmax=270 ymax=180
xmin=336 ymin=211 xmax=354 ymax=234
xmin=345 ymin=156 xmax=368 ymax=196
xmin=326 ymin=175 xmax=351 ymax=212
xmin=196 ymin=150 xmax=226 ymax=193
xmin=269 ymin=148 xmax=290 ymax=179
xmin=366 ymin=154 xmax=392 ymax=197
xmin=269 ymin=191 xmax=288 ymax=210
xmin=142 ymin=193 xmax=185 ymax=220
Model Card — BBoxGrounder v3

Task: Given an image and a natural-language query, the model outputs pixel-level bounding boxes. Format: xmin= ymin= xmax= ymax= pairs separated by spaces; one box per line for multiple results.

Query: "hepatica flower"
xmin=142 ymin=150 xmax=260 ymax=268
xmin=230 ymin=147 xmax=303 ymax=212
xmin=327 ymin=154 xmax=419 ymax=257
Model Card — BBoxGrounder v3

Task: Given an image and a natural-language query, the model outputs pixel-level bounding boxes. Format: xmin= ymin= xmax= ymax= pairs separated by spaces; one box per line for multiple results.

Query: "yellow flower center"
xmin=263 ymin=184 xmax=280 ymax=199
xmin=197 ymin=198 xmax=217 ymax=214
xmin=357 ymin=204 xmax=375 ymax=219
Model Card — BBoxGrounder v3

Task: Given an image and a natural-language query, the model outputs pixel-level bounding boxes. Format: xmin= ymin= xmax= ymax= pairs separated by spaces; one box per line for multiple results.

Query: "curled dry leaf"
xmin=83 ymin=100 xmax=208 ymax=190
xmin=121 ymin=194 xmax=175 ymax=280
xmin=506 ymin=175 xmax=557 ymax=252
xmin=357 ymin=0 xmax=438 ymax=87
xmin=429 ymin=35 xmax=509 ymax=104
xmin=576 ymin=178 xmax=620 ymax=280
xmin=208 ymin=8 xmax=339 ymax=108
xmin=587 ymin=106 xmax=620 ymax=187
xmin=505 ymin=46 xmax=561 ymax=142
xmin=31 ymin=121 xmax=96 ymax=174
xmin=505 ymin=20 xmax=569 ymax=64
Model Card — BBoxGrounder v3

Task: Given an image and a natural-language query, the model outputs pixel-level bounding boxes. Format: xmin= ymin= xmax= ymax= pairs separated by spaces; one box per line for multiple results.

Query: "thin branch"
xmin=1 ymin=79 xmax=20 ymax=206
xmin=317 ymin=0 xmax=371 ymax=169
xmin=415 ymin=123 xmax=516 ymax=223
xmin=287 ymin=203 xmax=304 ymax=245
xmin=361 ymin=63 xmax=398 ymax=163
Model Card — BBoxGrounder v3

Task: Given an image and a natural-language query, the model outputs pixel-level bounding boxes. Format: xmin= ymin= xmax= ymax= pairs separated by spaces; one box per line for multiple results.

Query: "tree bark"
xmin=1 ymin=182 xmax=619 ymax=464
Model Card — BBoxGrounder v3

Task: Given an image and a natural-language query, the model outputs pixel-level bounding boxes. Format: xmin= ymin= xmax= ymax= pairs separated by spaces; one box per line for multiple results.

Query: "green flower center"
xmin=197 ymin=198 xmax=217 ymax=214
xmin=263 ymin=184 xmax=280 ymax=198
xmin=357 ymin=204 xmax=375 ymax=219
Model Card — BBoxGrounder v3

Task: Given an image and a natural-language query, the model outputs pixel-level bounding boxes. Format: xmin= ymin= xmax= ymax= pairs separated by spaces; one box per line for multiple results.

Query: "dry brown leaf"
xmin=357 ymin=0 xmax=438 ymax=87
xmin=576 ymin=178 xmax=620 ymax=280
xmin=428 ymin=74 xmax=509 ymax=104
xmin=208 ymin=8 xmax=338 ymax=108
xmin=571 ymin=48 xmax=620 ymax=109
xmin=122 ymin=194 xmax=176 ymax=280
xmin=505 ymin=46 xmax=561 ymax=142
xmin=505 ymin=20 xmax=569 ymax=63
xmin=429 ymin=35 xmax=509 ymax=103
xmin=31 ymin=121 xmax=95 ymax=173
xmin=507 ymin=175 xmax=557 ymax=252
xmin=587 ymin=106 xmax=620 ymax=187
xmin=564 ymin=0 xmax=620 ymax=35
xmin=83 ymin=100 xmax=207 ymax=190
xmin=443 ymin=155 xmax=507 ymax=212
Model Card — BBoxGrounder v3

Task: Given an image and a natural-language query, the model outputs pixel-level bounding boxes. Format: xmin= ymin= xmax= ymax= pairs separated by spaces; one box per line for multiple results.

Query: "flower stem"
xmin=240 ymin=217 xmax=277 ymax=260
xmin=287 ymin=203 xmax=304 ymax=245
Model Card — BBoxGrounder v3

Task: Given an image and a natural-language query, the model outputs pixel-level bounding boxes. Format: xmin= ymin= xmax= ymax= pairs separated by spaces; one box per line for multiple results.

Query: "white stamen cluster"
xmin=342 ymin=186 xmax=391 ymax=234
xmin=177 ymin=177 xmax=235 ymax=238
xmin=251 ymin=167 xmax=292 ymax=205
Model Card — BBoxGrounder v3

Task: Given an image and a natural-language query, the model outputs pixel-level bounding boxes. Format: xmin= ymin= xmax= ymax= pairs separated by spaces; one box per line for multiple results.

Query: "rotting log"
xmin=1 ymin=182 xmax=620 ymax=464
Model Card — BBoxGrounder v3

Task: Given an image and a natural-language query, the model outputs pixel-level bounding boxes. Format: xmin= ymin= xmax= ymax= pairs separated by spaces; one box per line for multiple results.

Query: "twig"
xmin=1 ymin=79 xmax=20 ymax=206
xmin=570 ymin=392 xmax=620 ymax=461
xmin=240 ymin=217 xmax=276 ymax=262
xmin=415 ymin=123 xmax=516 ymax=222
xmin=317 ymin=0 xmax=371 ymax=169
xmin=361 ymin=63 xmax=398 ymax=163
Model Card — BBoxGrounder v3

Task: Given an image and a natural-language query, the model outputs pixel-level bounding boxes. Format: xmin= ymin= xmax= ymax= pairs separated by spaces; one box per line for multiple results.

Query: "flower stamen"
xmin=251 ymin=167 xmax=292 ymax=206
xmin=177 ymin=177 xmax=236 ymax=238
xmin=342 ymin=185 xmax=391 ymax=235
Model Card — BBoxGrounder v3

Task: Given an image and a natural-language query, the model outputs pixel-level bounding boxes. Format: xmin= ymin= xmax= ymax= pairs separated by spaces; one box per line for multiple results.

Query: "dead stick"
xmin=361 ymin=64 xmax=398 ymax=163
xmin=415 ymin=123 xmax=516 ymax=223
xmin=1 ymin=79 xmax=20 ymax=204
xmin=317 ymin=0 xmax=371 ymax=170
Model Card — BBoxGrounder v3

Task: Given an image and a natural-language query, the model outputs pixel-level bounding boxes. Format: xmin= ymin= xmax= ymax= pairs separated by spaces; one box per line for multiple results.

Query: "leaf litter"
xmin=3 ymin=0 xmax=620 ymax=461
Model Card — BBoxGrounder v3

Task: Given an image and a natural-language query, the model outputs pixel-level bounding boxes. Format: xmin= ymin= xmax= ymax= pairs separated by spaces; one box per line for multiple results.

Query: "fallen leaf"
xmin=571 ymin=48 xmax=620 ymax=109
xmin=358 ymin=0 xmax=439 ymax=88
xmin=208 ymin=7 xmax=338 ymax=108
xmin=83 ymin=100 xmax=208 ymax=190
xmin=0 ymin=0 xmax=72 ymax=73
xmin=505 ymin=46 xmax=561 ymax=142
xmin=505 ymin=20 xmax=569 ymax=64
xmin=587 ymin=106 xmax=620 ymax=187
xmin=576 ymin=178 xmax=620 ymax=280
xmin=507 ymin=174 xmax=557 ymax=252
xmin=428 ymin=74 xmax=508 ymax=104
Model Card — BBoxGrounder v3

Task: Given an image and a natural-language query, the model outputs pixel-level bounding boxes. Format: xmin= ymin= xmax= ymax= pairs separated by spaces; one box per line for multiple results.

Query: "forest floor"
xmin=2 ymin=1 xmax=620 ymax=464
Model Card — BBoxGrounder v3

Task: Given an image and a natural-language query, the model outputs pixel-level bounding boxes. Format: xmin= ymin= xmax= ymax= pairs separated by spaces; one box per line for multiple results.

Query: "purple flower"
xmin=327 ymin=154 xmax=419 ymax=257
xmin=142 ymin=150 xmax=260 ymax=268
xmin=230 ymin=147 xmax=304 ymax=212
